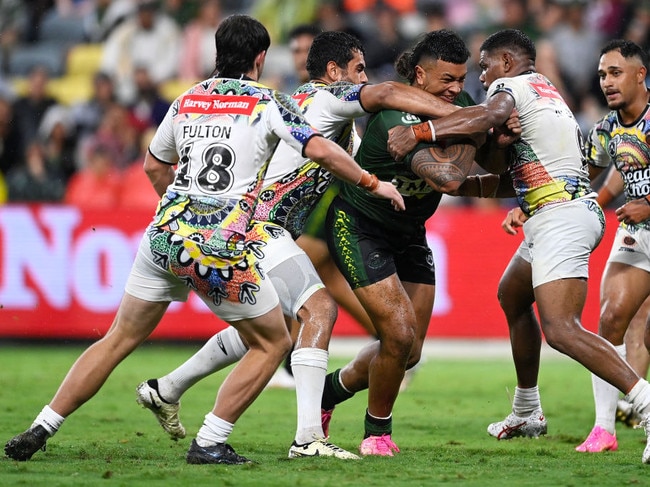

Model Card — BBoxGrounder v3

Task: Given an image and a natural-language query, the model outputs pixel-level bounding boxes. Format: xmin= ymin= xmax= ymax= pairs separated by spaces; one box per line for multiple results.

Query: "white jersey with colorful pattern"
xmin=253 ymin=80 xmax=367 ymax=239
xmin=586 ymin=102 xmax=650 ymax=232
xmin=147 ymin=77 xmax=319 ymax=259
xmin=487 ymin=72 xmax=596 ymax=216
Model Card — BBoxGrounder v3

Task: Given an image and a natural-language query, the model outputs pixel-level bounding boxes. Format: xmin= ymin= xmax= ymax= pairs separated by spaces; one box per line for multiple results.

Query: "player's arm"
xmin=359 ymin=81 xmax=459 ymax=118
xmin=407 ymin=141 xmax=478 ymax=194
xmin=303 ymin=135 xmax=405 ymax=210
xmin=454 ymin=172 xmax=515 ymax=198
xmin=388 ymin=92 xmax=515 ymax=160
xmin=144 ymin=150 xmax=176 ymax=197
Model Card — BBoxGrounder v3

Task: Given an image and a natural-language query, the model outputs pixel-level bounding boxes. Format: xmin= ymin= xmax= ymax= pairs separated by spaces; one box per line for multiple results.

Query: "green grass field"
xmin=1 ymin=341 xmax=649 ymax=487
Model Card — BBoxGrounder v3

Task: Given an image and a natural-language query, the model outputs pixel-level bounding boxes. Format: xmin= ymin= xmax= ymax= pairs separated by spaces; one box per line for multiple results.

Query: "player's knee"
xmin=297 ymin=289 xmax=338 ymax=330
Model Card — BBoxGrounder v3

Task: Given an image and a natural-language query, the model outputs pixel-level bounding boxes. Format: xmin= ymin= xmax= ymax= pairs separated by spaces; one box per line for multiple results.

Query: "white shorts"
xmin=125 ymin=232 xmax=279 ymax=322
xmin=606 ymin=225 xmax=650 ymax=273
xmin=248 ymin=222 xmax=324 ymax=319
xmin=516 ymin=198 xmax=605 ymax=288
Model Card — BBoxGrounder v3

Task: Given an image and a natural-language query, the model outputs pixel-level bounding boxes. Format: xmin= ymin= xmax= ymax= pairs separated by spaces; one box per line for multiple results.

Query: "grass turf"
xmin=1 ymin=342 xmax=648 ymax=486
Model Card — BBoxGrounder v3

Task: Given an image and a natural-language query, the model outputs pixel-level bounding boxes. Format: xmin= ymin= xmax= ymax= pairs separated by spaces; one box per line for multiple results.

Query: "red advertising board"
xmin=0 ymin=204 xmax=615 ymax=341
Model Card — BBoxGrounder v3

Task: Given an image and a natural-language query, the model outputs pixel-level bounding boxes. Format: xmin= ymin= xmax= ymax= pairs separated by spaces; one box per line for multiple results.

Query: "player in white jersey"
xmin=575 ymin=39 xmax=650 ymax=453
xmin=4 ymin=16 xmax=404 ymax=465
xmin=386 ymin=29 xmax=650 ymax=463
xmin=134 ymin=30 xmax=461 ymax=459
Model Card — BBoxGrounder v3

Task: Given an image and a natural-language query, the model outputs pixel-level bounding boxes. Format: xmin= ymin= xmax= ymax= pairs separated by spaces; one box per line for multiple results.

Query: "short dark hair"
xmin=288 ymin=23 xmax=321 ymax=42
xmin=480 ymin=29 xmax=536 ymax=63
xmin=306 ymin=31 xmax=365 ymax=79
xmin=600 ymin=39 xmax=649 ymax=68
xmin=395 ymin=29 xmax=470 ymax=83
xmin=214 ymin=15 xmax=271 ymax=78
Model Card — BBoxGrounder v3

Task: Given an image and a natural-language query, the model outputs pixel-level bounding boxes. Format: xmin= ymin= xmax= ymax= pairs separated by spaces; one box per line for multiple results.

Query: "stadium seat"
xmin=39 ymin=11 xmax=87 ymax=45
xmin=160 ymin=79 xmax=198 ymax=103
xmin=6 ymin=43 xmax=67 ymax=77
xmin=65 ymin=44 xmax=104 ymax=77
xmin=11 ymin=74 xmax=93 ymax=106
xmin=47 ymin=75 xmax=94 ymax=106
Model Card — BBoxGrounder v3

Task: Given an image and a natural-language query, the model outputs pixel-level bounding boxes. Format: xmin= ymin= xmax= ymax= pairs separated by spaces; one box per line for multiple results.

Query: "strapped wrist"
xmin=412 ymin=120 xmax=436 ymax=143
xmin=357 ymin=170 xmax=380 ymax=192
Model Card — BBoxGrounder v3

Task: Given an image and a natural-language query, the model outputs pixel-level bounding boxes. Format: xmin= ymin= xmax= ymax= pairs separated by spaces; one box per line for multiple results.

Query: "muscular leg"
xmin=626 ymin=298 xmax=650 ymax=378
xmin=589 ymin=264 xmax=650 ymax=436
xmin=335 ymin=281 xmax=433 ymax=393
xmin=211 ymin=304 xmax=291 ymax=424
xmin=535 ymin=278 xmax=640 ymax=394
xmin=340 ymin=275 xmax=419 ymax=418
xmin=50 ymin=294 xmax=169 ymax=417
xmin=497 ymin=254 xmax=540 ymax=388
xmin=298 ymin=234 xmax=376 ymax=336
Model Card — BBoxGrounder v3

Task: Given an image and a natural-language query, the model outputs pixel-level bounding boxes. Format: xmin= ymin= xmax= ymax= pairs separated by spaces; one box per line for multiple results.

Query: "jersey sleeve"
xmin=486 ymin=77 xmax=518 ymax=106
xmin=584 ymin=122 xmax=612 ymax=169
xmin=268 ymin=91 xmax=321 ymax=156
xmin=148 ymin=102 xmax=178 ymax=164
xmin=322 ymin=81 xmax=368 ymax=120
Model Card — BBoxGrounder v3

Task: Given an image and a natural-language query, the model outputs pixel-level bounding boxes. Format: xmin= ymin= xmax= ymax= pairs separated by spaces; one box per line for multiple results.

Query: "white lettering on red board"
xmin=0 ymin=206 xmax=209 ymax=313
xmin=0 ymin=206 xmax=450 ymax=316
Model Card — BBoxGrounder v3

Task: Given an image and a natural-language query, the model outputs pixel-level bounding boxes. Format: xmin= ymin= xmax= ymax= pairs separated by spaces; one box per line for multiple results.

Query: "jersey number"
xmin=175 ymin=142 xmax=235 ymax=195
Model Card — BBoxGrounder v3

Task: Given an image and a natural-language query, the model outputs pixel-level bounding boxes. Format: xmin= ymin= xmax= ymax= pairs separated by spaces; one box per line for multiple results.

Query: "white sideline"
xmin=328 ymin=337 xmax=568 ymax=360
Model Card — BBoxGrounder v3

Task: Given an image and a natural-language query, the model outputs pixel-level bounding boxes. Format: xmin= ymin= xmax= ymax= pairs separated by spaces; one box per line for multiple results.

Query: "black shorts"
xmin=326 ymin=197 xmax=435 ymax=289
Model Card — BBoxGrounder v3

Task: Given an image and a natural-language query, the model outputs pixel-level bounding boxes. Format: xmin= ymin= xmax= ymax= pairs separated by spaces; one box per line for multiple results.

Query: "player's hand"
xmin=615 ymin=198 xmax=650 ymax=225
xmin=493 ymin=109 xmax=521 ymax=147
xmin=372 ymin=180 xmax=405 ymax=211
xmin=387 ymin=125 xmax=418 ymax=161
xmin=501 ymin=206 xmax=527 ymax=235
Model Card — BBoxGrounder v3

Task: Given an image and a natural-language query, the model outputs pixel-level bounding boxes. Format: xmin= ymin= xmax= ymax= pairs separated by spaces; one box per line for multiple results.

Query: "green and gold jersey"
xmin=339 ymin=91 xmax=475 ymax=235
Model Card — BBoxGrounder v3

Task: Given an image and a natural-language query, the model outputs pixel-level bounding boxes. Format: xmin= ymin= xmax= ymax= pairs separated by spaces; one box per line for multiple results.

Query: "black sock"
xmin=283 ymin=344 xmax=294 ymax=376
xmin=364 ymin=409 xmax=392 ymax=438
xmin=321 ymin=369 xmax=354 ymax=411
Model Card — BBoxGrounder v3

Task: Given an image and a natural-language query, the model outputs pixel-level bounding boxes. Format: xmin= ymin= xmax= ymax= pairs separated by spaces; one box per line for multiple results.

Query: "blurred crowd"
xmin=0 ymin=0 xmax=647 ymax=208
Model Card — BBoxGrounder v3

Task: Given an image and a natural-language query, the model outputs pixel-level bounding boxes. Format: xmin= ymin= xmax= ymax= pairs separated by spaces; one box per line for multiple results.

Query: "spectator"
xmin=11 ymin=65 xmax=57 ymax=160
xmin=38 ymin=104 xmax=77 ymax=182
xmin=284 ymin=23 xmax=320 ymax=90
xmin=100 ymin=0 xmax=181 ymax=104
xmin=23 ymin=0 xmax=55 ymax=43
xmin=0 ymin=0 xmax=27 ymax=75
xmin=64 ymin=141 xmax=121 ymax=209
xmin=5 ymin=140 xmax=65 ymax=202
xmin=251 ymin=0 xmax=319 ymax=43
xmin=178 ymin=0 xmax=222 ymax=82
xmin=78 ymin=103 xmax=139 ymax=171
xmin=162 ymin=0 xmax=199 ymax=27
xmin=70 ymin=71 xmax=118 ymax=143
xmin=0 ymin=96 xmax=24 ymax=176
xmin=127 ymin=66 xmax=170 ymax=131
xmin=119 ymin=126 xmax=159 ymax=210
xmin=363 ymin=2 xmax=412 ymax=82
xmin=82 ymin=0 xmax=135 ymax=43
xmin=419 ymin=1 xmax=448 ymax=32
xmin=545 ymin=0 xmax=603 ymax=112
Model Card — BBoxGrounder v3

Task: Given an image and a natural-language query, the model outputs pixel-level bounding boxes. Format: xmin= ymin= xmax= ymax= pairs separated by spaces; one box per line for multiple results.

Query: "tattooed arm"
xmin=408 ymin=141 xmax=478 ymax=194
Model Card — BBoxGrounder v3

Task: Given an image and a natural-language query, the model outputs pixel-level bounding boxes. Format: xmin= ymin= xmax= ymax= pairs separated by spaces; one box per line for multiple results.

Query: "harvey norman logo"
xmin=179 ymin=94 xmax=258 ymax=115
xmin=530 ymin=82 xmax=561 ymax=100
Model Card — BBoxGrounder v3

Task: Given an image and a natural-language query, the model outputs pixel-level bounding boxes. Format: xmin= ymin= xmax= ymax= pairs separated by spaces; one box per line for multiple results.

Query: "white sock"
xmin=626 ymin=378 xmax=650 ymax=416
xmin=512 ymin=386 xmax=541 ymax=417
xmin=592 ymin=344 xmax=624 ymax=434
xmin=32 ymin=405 xmax=65 ymax=436
xmin=157 ymin=327 xmax=248 ymax=403
xmin=291 ymin=347 xmax=328 ymax=445
xmin=196 ymin=412 xmax=233 ymax=447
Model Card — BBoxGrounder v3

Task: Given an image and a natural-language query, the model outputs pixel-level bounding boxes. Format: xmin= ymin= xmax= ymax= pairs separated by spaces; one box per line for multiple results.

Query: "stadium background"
xmin=0 ymin=0 xmax=644 ymax=341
